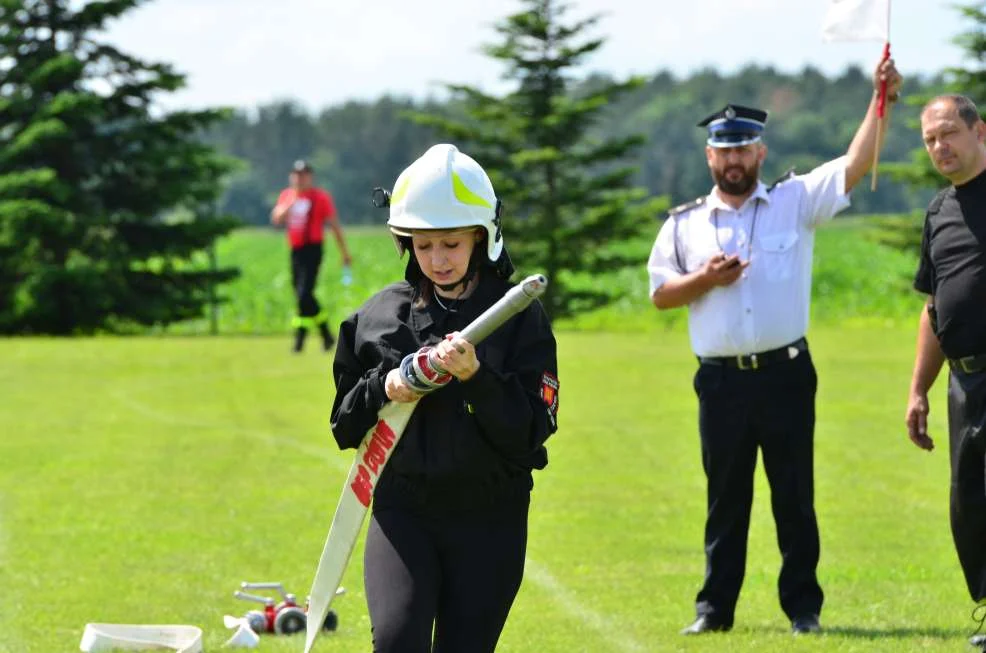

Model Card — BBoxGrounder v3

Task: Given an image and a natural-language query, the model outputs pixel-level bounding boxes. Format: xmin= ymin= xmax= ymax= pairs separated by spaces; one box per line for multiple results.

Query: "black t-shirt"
xmin=914 ymin=169 xmax=986 ymax=358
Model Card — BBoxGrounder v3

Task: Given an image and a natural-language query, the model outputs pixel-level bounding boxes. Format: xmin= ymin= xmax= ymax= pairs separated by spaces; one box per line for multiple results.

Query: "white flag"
xmin=821 ymin=0 xmax=889 ymax=42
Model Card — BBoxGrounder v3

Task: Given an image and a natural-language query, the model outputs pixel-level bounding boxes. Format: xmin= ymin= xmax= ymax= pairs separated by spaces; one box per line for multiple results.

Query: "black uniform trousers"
xmin=692 ymin=349 xmax=823 ymax=624
xmin=363 ymin=498 xmax=529 ymax=653
xmin=947 ymin=366 xmax=986 ymax=602
xmin=290 ymin=243 xmax=323 ymax=319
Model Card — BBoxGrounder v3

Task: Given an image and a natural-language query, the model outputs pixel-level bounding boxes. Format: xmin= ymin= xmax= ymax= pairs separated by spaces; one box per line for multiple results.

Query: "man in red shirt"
xmin=271 ymin=160 xmax=353 ymax=353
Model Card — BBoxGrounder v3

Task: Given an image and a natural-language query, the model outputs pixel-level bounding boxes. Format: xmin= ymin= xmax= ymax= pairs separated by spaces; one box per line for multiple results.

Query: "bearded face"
xmin=707 ymin=144 xmax=764 ymax=196
xmin=712 ymin=159 xmax=760 ymax=195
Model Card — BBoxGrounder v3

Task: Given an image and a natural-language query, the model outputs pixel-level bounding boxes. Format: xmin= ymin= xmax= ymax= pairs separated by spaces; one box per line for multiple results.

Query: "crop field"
xmin=172 ymin=217 xmax=924 ymax=337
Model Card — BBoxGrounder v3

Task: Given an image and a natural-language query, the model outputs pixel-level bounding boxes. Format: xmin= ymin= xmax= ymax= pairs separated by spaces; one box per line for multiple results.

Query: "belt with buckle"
xmin=949 ymin=353 xmax=986 ymax=374
xmin=698 ymin=338 xmax=807 ymax=371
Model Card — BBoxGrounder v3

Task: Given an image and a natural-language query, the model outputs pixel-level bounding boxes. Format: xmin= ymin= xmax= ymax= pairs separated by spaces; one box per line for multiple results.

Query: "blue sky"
xmin=100 ymin=0 xmax=970 ymax=111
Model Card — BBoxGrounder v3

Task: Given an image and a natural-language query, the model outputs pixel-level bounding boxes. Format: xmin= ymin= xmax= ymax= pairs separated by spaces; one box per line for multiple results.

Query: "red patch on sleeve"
xmin=540 ymin=371 xmax=559 ymax=417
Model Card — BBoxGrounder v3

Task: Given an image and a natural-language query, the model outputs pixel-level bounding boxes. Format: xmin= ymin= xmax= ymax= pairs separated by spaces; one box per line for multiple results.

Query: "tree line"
xmin=207 ymin=66 xmax=945 ymax=228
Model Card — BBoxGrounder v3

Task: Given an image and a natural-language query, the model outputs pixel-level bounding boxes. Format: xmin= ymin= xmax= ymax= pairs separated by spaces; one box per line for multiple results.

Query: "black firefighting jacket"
xmin=330 ymin=273 xmax=558 ymax=513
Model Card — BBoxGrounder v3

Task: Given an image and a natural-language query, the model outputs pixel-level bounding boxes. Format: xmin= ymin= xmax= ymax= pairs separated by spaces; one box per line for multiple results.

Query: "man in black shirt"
xmin=906 ymin=94 xmax=986 ymax=650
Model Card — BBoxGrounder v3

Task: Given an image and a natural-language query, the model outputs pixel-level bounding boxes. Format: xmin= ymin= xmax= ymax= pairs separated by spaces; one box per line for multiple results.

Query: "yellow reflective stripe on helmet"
xmin=451 ymin=170 xmax=492 ymax=208
xmin=391 ymin=175 xmax=411 ymax=205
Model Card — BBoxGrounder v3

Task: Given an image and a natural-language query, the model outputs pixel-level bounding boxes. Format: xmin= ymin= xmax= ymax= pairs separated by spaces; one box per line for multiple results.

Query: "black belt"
xmin=949 ymin=353 xmax=986 ymax=374
xmin=698 ymin=338 xmax=808 ymax=371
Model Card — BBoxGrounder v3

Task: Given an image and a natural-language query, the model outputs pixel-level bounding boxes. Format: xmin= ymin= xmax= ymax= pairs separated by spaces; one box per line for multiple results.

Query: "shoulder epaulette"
xmin=767 ymin=168 xmax=796 ymax=192
xmin=665 ymin=196 xmax=705 ymax=219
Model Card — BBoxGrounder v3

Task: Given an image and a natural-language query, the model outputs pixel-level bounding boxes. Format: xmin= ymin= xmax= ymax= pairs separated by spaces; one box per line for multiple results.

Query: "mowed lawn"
xmin=0 ymin=327 xmax=970 ymax=653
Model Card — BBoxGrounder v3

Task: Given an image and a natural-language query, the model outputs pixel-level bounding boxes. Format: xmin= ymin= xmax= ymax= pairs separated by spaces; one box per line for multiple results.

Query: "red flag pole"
xmin=871 ymin=41 xmax=890 ymax=191
xmin=870 ymin=0 xmax=892 ymax=191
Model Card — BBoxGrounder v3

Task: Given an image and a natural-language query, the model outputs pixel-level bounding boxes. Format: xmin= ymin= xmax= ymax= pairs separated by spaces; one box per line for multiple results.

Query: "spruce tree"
xmin=0 ymin=0 xmax=238 ymax=334
xmin=414 ymin=0 xmax=665 ymax=320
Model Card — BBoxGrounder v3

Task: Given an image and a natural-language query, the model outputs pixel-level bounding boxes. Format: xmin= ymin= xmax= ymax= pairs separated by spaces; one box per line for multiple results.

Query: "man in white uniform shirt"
xmin=648 ymin=56 xmax=902 ymax=636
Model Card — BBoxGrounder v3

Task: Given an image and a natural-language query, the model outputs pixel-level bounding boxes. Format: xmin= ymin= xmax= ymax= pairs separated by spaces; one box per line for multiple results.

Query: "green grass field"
xmin=0 ymin=326 xmax=976 ymax=653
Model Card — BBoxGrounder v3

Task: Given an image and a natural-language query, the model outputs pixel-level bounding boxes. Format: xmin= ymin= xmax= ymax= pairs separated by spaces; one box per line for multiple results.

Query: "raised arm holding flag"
xmin=843 ymin=56 xmax=903 ymax=192
xmin=823 ymin=0 xmax=897 ymax=189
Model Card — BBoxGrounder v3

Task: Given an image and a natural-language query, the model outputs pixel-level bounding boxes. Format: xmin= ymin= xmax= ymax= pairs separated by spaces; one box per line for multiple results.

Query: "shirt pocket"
xmin=757 ymin=231 xmax=799 ymax=281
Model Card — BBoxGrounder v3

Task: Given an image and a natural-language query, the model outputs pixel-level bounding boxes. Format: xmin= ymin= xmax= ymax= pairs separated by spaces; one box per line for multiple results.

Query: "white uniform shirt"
xmin=647 ymin=156 xmax=850 ymax=357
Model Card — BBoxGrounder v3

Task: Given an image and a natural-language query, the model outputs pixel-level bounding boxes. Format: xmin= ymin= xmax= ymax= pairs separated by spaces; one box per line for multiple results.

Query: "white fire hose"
xmin=79 ymin=620 xmax=260 ymax=651
xmin=79 ymin=624 xmax=204 ymax=652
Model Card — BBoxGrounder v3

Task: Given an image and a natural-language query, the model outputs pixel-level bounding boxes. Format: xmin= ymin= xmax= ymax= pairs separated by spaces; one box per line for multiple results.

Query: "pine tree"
xmin=0 ymin=0 xmax=239 ymax=334
xmin=413 ymin=0 xmax=665 ymax=320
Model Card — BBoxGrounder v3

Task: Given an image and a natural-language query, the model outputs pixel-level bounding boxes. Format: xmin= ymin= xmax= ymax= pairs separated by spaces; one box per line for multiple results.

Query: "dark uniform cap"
xmin=697 ymin=104 xmax=768 ymax=148
xmin=292 ymin=159 xmax=312 ymax=173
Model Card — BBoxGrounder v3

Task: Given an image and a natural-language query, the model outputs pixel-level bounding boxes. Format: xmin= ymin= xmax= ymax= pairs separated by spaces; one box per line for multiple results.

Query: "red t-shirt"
xmin=276 ymin=187 xmax=337 ymax=249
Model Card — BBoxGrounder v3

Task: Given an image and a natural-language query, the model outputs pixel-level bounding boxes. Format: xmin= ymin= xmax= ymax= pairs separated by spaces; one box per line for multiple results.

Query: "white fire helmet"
xmin=386 ymin=144 xmax=503 ymax=262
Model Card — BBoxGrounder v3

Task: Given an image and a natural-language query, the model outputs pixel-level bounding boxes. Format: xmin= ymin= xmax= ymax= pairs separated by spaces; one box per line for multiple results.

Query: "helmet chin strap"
xmin=434 ymin=254 xmax=482 ymax=295
xmin=435 ymin=279 xmax=466 ymax=293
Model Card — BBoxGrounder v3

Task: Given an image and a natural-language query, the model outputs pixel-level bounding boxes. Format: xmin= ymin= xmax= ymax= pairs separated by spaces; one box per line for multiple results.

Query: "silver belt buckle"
xmin=959 ymin=357 xmax=978 ymax=373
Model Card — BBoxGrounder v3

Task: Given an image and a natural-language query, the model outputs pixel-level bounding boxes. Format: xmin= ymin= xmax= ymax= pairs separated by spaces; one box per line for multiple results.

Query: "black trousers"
xmin=290 ymin=243 xmax=323 ymax=320
xmin=692 ymin=351 xmax=823 ymax=624
xmin=947 ymin=367 xmax=986 ymax=602
xmin=364 ymin=499 xmax=528 ymax=653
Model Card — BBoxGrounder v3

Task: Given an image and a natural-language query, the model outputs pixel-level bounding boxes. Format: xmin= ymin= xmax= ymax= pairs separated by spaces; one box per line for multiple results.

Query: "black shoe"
xmin=680 ymin=615 xmax=731 ymax=635
xmin=970 ymin=634 xmax=986 ymax=651
xmin=318 ymin=323 xmax=335 ymax=351
xmin=791 ymin=614 xmax=821 ymax=635
xmin=293 ymin=327 xmax=307 ymax=353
